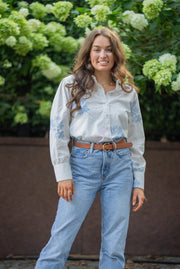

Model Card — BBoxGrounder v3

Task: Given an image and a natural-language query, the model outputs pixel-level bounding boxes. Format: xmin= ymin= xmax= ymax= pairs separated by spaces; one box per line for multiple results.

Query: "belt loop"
xmin=113 ymin=141 xmax=117 ymax=152
xmin=90 ymin=142 xmax=94 ymax=154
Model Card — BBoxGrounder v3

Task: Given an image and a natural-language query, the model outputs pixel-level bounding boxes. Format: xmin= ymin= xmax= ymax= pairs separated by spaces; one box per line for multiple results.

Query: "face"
xmin=90 ymin=35 xmax=115 ymax=74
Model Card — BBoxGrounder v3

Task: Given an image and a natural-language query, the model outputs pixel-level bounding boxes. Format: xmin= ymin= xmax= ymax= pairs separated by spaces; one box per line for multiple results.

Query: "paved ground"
xmin=0 ymin=256 xmax=179 ymax=269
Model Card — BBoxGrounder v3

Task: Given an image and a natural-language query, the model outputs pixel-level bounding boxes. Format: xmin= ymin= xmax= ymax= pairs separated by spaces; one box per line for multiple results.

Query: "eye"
xmin=107 ymin=48 xmax=112 ymax=52
xmin=93 ymin=49 xmax=100 ymax=52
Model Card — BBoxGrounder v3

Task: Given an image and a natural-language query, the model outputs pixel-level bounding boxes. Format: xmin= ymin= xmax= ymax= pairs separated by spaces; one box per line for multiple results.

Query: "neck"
xmin=94 ymin=71 xmax=113 ymax=86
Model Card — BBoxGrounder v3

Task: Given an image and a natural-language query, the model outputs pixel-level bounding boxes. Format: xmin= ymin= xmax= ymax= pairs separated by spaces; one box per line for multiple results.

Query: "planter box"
xmin=0 ymin=138 xmax=179 ymax=257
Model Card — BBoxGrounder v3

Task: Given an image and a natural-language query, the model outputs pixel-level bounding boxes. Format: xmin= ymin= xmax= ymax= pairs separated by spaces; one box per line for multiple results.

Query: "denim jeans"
xmin=35 ymin=141 xmax=134 ymax=269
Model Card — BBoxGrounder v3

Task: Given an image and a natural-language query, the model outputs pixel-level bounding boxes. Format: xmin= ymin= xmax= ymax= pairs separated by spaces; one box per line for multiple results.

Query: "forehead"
xmin=92 ymin=35 xmax=112 ymax=47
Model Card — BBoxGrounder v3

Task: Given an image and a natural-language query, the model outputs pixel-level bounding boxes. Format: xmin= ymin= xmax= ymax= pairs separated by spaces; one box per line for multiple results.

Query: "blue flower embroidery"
xmin=130 ymin=100 xmax=142 ymax=123
xmin=111 ymin=125 xmax=124 ymax=137
xmin=77 ymin=98 xmax=90 ymax=115
xmin=133 ymin=161 xmax=144 ymax=172
xmin=50 ymin=116 xmax=65 ymax=139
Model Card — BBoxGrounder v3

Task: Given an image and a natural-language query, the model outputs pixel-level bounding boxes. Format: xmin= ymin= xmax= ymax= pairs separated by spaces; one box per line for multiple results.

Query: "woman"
xmin=35 ymin=27 xmax=146 ymax=269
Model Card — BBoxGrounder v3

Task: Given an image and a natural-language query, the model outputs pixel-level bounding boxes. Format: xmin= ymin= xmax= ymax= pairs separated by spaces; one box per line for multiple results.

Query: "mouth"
xmin=98 ymin=61 xmax=109 ymax=64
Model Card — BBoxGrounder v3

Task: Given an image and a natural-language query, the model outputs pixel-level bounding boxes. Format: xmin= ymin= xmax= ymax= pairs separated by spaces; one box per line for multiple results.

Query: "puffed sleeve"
xmin=127 ymin=90 xmax=146 ymax=189
xmin=49 ymin=76 xmax=73 ymax=182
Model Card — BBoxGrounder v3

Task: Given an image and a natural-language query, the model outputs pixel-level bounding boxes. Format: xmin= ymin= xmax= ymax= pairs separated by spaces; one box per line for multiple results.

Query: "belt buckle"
xmin=103 ymin=142 xmax=110 ymax=152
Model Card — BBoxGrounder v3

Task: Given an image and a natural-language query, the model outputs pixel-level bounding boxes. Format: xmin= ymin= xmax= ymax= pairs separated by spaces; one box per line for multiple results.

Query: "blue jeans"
xmin=35 ymin=141 xmax=133 ymax=269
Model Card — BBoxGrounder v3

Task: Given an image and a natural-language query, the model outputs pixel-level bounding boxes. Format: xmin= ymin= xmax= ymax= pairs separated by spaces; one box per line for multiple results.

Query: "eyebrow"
xmin=92 ymin=45 xmax=112 ymax=48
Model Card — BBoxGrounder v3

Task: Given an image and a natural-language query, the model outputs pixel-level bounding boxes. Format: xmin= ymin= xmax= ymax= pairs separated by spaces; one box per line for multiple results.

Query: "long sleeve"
xmin=127 ymin=90 xmax=146 ymax=189
xmin=49 ymin=77 xmax=72 ymax=182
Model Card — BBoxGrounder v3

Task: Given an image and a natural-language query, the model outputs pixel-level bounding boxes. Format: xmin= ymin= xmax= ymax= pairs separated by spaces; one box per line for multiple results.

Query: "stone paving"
xmin=0 ymin=256 xmax=179 ymax=269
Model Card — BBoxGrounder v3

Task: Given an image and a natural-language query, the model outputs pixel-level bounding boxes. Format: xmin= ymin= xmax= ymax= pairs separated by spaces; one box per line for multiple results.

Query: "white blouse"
xmin=50 ymin=74 xmax=146 ymax=189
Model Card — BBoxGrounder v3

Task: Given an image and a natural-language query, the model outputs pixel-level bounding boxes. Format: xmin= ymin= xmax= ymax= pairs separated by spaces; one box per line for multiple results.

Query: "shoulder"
xmin=55 ymin=74 xmax=75 ymax=99
xmin=60 ymin=74 xmax=75 ymax=85
xmin=121 ymin=84 xmax=139 ymax=100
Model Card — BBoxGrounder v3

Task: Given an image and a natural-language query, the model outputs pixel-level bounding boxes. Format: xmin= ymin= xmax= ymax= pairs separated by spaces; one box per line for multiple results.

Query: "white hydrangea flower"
xmin=62 ymin=37 xmax=78 ymax=52
xmin=14 ymin=112 xmax=28 ymax=124
xmin=32 ymin=54 xmax=52 ymax=70
xmin=5 ymin=36 xmax=17 ymax=47
xmin=77 ymin=37 xmax=85 ymax=46
xmin=29 ymin=2 xmax=47 ymax=19
xmin=48 ymin=33 xmax=64 ymax=52
xmin=30 ymin=33 xmax=49 ymax=50
xmin=45 ymin=4 xmax=53 ymax=13
xmin=0 ymin=75 xmax=5 ymax=85
xmin=122 ymin=42 xmax=132 ymax=59
xmin=38 ymin=101 xmax=52 ymax=117
xmin=85 ymin=27 xmax=91 ymax=36
xmin=44 ymin=22 xmax=66 ymax=36
xmin=27 ymin=19 xmax=41 ymax=32
xmin=153 ymin=69 xmax=172 ymax=86
xmin=130 ymin=13 xmax=148 ymax=31
xmin=18 ymin=1 xmax=29 ymax=8
xmin=74 ymin=14 xmax=92 ymax=28
xmin=122 ymin=10 xmax=135 ymax=24
xmin=171 ymin=73 xmax=180 ymax=92
xmin=19 ymin=8 xmax=29 ymax=17
xmin=19 ymin=36 xmax=28 ymax=44
xmin=159 ymin=53 xmax=177 ymax=65
xmin=91 ymin=5 xmax=111 ymax=22
xmin=0 ymin=19 xmax=20 ymax=45
xmin=143 ymin=59 xmax=162 ymax=79
xmin=14 ymin=36 xmax=33 ymax=56
xmin=52 ymin=2 xmax=73 ymax=21
xmin=143 ymin=0 xmax=163 ymax=20
xmin=86 ymin=0 xmax=114 ymax=8
xmin=42 ymin=63 xmax=61 ymax=80
xmin=3 ymin=60 xmax=12 ymax=68
xmin=0 ymin=0 xmax=9 ymax=13
xmin=44 ymin=86 xmax=53 ymax=95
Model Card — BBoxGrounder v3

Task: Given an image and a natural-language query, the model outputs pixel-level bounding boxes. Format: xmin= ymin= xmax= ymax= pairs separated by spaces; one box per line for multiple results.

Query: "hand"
xmin=57 ymin=179 xmax=75 ymax=202
xmin=132 ymin=188 xmax=145 ymax=212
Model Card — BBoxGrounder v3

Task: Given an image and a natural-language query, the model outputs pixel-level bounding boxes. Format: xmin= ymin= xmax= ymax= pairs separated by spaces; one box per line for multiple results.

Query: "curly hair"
xmin=66 ymin=27 xmax=138 ymax=116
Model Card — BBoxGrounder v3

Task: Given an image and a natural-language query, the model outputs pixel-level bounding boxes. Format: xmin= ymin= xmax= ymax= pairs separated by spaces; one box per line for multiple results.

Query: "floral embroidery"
xmin=77 ymin=98 xmax=90 ymax=115
xmin=50 ymin=116 xmax=65 ymax=139
xmin=111 ymin=125 xmax=124 ymax=137
xmin=133 ymin=161 xmax=144 ymax=172
xmin=130 ymin=100 xmax=142 ymax=123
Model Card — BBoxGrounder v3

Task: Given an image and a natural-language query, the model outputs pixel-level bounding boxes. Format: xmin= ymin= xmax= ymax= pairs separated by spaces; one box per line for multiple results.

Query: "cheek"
xmin=90 ymin=53 xmax=97 ymax=65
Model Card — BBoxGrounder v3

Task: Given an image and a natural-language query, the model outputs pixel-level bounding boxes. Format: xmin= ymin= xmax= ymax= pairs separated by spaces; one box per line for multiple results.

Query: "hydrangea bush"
xmin=0 ymin=0 xmax=179 ymax=140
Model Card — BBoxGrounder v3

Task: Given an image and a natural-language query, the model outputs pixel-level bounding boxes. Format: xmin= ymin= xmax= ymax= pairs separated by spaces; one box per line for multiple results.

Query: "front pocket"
xmin=115 ymin=147 xmax=130 ymax=158
xmin=71 ymin=147 xmax=89 ymax=158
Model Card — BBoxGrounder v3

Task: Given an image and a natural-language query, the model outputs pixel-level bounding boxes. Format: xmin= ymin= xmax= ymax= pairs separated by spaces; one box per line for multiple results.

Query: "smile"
xmin=98 ymin=61 xmax=109 ymax=64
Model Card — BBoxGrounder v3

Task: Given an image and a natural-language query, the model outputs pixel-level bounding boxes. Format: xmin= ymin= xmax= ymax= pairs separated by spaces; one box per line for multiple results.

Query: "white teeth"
xmin=98 ymin=61 xmax=108 ymax=63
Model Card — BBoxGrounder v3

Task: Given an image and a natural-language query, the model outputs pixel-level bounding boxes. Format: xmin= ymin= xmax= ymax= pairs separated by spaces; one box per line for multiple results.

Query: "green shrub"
xmin=0 ymin=0 xmax=179 ymax=140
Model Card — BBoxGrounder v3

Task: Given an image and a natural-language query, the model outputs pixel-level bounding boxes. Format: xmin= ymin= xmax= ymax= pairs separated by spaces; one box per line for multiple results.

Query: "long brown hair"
xmin=66 ymin=27 xmax=138 ymax=115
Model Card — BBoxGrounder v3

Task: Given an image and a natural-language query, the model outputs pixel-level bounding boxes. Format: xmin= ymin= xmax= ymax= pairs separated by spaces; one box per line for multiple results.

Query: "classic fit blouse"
xmin=50 ymin=75 xmax=146 ymax=189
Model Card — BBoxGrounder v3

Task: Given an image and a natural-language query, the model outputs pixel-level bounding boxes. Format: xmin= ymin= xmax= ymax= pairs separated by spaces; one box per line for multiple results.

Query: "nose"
xmin=99 ymin=49 xmax=106 ymax=58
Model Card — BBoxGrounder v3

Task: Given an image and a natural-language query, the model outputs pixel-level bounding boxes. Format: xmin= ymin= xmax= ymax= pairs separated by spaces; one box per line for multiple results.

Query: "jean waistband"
xmin=73 ymin=139 xmax=133 ymax=152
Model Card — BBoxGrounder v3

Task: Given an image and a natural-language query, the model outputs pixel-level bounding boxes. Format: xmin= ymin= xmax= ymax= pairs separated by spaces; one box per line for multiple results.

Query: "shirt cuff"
xmin=53 ymin=162 xmax=72 ymax=182
xmin=133 ymin=171 xmax=144 ymax=189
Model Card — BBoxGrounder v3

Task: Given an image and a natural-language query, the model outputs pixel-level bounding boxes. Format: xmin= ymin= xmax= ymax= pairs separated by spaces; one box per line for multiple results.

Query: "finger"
xmin=63 ymin=187 xmax=69 ymax=201
xmin=72 ymin=181 xmax=75 ymax=195
xmin=68 ymin=188 xmax=73 ymax=201
xmin=132 ymin=192 xmax=137 ymax=207
xmin=58 ymin=185 xmax=62 ymax=197
xmin=132 ymin=201 xmax=143 ymax=212
xmin=60 ymin=188 xmax=64 ymax=199
xmin=133 ymin=194 xmax=144 ymax=212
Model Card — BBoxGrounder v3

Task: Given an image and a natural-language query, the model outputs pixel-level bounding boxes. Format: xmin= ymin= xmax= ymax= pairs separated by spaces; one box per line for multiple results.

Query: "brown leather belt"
xmin=73 ymin=139 xmax=133 ymax=152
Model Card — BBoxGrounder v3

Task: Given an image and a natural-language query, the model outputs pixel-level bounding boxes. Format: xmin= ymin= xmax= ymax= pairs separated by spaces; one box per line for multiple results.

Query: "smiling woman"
xmin=34 ymin=27 xmax=146 ymax=269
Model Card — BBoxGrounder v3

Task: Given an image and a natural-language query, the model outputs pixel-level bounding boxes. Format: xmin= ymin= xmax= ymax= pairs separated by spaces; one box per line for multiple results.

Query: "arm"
xmin=127 ymin=90 xmax=146 ymax=211
xmin=50 ymin=77 xmax=74 ymax=201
